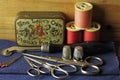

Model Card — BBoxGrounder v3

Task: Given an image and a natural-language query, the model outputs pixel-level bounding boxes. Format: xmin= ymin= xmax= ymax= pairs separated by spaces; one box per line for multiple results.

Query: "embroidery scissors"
xmin=23 ymin=53 xmax=103 ymax=75
xmin=24 ymin=56 xmax=49 ymax=76
xmin=24 ymin=56 xmax=77 ymax=79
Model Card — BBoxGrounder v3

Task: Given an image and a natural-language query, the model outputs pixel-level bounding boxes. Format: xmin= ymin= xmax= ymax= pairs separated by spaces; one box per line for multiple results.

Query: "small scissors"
xmin=24 ymin=56 xmax=49 ymax=76
xmin=24 ymin=56 xmax=77 ymax=79
xmin=23 ymin=53 xmax=103 ymax=75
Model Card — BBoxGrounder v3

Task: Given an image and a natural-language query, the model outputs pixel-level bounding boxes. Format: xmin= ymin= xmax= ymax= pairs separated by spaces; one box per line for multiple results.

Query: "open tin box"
xmin=15 ymin=11 xmax=65 ymax=46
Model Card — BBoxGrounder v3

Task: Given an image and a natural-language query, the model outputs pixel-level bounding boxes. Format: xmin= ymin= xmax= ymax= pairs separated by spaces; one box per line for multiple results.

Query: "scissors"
xmin=23 ymin=53 xmax=103 ymax=75
xmin=24 ymin=56 xmax=49 ymax=76
xmin=24 ymin=56 xmax=77 ymax=79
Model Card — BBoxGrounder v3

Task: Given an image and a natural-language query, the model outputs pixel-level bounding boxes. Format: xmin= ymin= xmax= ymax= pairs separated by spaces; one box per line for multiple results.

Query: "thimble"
xmin=41 ymin=44 xmax=49 ymax=52
xmin=73 ymin=46 xmax=83 ymax=61
xmin=62 ymin=45 xmax=72 ymax=60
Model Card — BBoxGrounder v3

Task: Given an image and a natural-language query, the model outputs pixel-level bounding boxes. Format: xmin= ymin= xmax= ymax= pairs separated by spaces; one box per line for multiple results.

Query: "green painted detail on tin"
xmin=16 ymin=19 xmax=64 ymax=46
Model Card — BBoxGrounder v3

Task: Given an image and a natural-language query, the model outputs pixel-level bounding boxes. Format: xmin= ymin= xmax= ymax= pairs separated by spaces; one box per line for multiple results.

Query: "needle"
xmin=0 ymin=55 xmax=22 ymax=68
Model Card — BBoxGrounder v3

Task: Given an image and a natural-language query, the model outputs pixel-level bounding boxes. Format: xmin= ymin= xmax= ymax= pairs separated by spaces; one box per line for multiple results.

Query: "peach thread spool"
xmin=66 ymin=21 xmax=82 ymax=44
xmin=75 ymin=2 xmax=93 ymax=29
xmin=84 ymin=22 xmax=101 ymax=42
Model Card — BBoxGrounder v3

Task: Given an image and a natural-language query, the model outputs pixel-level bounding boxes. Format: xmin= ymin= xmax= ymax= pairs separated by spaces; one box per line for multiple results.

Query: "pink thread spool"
xmin=66 ymin=21 xmax=82 ymax=44
xmin=75 ymin=2 xmax=93 ymax=29
xmin=84 ymin=22 xmax=101 ymax=42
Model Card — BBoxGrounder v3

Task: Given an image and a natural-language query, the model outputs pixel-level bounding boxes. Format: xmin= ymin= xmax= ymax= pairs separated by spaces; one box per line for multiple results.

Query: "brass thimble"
xmin=73 ymin=46 xmax=83 ymax=61
xmin=62 ymin=45 xmax=72 ymax=60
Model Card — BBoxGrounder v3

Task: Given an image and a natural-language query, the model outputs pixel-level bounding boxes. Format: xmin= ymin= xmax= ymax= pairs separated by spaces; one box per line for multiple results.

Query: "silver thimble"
xmin=41 ymin=44 xmax=49 ymax=52
xmin=73 ymin=46 xmax=83 ymax=61
xmin=62 ymin=45 xmax=72 ymax=60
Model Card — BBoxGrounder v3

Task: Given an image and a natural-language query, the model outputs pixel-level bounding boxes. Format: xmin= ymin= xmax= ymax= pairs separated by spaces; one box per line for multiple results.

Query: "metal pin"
xmin=62 ymin=45 xmax=72 ymax=60
xmin=0 ymin=55 xmax=22 ymax=68
xmin=73 ymin=46 xmax=83 ymax=61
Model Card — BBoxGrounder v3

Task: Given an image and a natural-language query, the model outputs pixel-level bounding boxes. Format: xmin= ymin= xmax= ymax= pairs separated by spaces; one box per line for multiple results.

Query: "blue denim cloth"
xmin=0 ymin=40 xmax=120 ymax=80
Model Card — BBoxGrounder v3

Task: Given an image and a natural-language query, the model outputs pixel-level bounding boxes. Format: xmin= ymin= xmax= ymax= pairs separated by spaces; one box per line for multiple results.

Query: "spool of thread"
xmin=66 ymin=21 xmax=82 ymax=44
xmin=73 ymin=46 xmax=84 ymax=61
xmin=62 ymin=45 xmax=72 ymax=60
xmin=84 ymin=22 xmax=101 ymax=42
xmin=75 ymin=2 xmax=93 ymax=29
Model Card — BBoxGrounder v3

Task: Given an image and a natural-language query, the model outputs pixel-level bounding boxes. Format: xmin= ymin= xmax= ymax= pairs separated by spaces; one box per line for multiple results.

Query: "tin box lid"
xmin=16 ymin=11 xmax=66 ymax=20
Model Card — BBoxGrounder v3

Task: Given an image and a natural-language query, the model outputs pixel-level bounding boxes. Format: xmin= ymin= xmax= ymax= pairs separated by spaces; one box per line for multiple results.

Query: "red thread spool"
xmin=84 ymin=22 xmax=101 ymax=42
xmin=75 ymin=2 xmax=93 ymax=29
xmin=66 ymin=21 xmax=82 ymax=44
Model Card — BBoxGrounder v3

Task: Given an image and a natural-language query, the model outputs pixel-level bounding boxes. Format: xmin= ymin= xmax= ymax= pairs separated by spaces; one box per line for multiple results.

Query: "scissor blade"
xmin=24 ymin=56 xmax=46 ymax=66
xmin=23 ymin=53 xmax=62 ymax=61
xmin=24 ymin=56 xmax=37 ymax=67
xmin=23 ymin=53 xmax=85 ymax=66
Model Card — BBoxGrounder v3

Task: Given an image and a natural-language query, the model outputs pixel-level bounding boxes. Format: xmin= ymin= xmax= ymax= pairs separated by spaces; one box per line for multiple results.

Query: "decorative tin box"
xmin=15 ymin=11 xmax=65 ymax=46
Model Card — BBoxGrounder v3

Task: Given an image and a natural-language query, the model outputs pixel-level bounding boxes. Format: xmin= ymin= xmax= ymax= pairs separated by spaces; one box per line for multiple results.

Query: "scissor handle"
xmin=85 ymin=56 xmax=103 ymax=66
xmin=81 ymin=64 xmax=100 ymax=75
xmin=27 ymin=66 xmax=50 ymax=77
xmin=27 ymin=67 xmax=40 ymax=77
xmin=51 ymin=67 xmax=69 ymax=79
xmin=58 ymin=64 xmax=77 ymax=73
xmin=80 ymin=56 xmax=103 ymax=75
xmin=38 ymin=66 xmax=50 ymax=74
xmin=45 ymin=63 xmax=68 ymax=79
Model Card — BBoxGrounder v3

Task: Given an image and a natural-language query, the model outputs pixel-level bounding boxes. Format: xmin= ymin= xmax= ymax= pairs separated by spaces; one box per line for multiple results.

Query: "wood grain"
xmin=0 ymin=0 xmax=120 ymax=42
